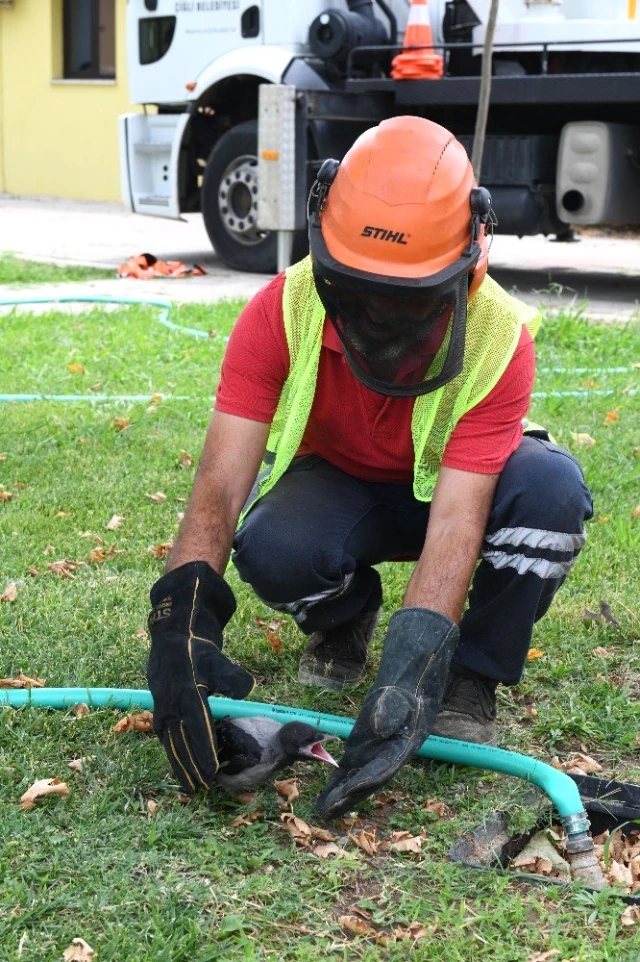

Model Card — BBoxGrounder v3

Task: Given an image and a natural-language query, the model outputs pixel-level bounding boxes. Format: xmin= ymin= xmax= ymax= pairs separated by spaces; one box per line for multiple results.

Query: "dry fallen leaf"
xmin=26 ymin=566 xmax=39 ymax=577
xmin=145 ymin=491 xmax=167 ymax=504
xmin=47 ymin=560 xmax=84 ymax=578
xmin=20 ymin=777 xmax=69 ymax=811
xmin=255 ymin=616 xmax=284 ymax=653
xmin=87 ymin=543 xmax=119 ymax=565
xmin=112 ymin=711 xmax=154 ymax=734
xmin=310 ymin=825 xmax=338 ymax=842
xmin=312 ymin=842 xmax=344 ymax=858
xmin=603 ymin=410 xmax=620 ymax=426
xmin=338 ymin=915 xmax=373 ymax=936
xmin=67 ymin=363 xmax=86 ymax=375
xmin=279 ymin=813 xmax=337 ymax=847
xmin=338 ymin=915 xmax=388 ymax=946
xmin=348 ymin=829 xmax=379 ymax=856
xmin=266 ymin=630 xmax=282 ymax=653
xmin=0 ymin=582 xmax=18 ymax=602
xmin=348 ymin=906 xmax=372 ymax=922
xmin=527 ymin=952 xmax=560 ymax=962
xmin=146 ymin=798 xmax=158 ymax=816
xmin=570 ymin=432 xmax=596 ymax=448
xmin=394 ymin=921 xmax=433 ymax=943
xmin=112 ymin=416 xmax=130 ymax=431
xmin=592 ymin=646 xmax=614 ymax=657
xmin=230 ymin=810 xmax=264 ymax=828
xmin=0 ymin=490 xmax=13 ymax=501
xmin=105 ymin=514 xmax=123 ymax=531
xmin=630 ymin=503 xmax=640 ymax=519
xmin=386 ymin=830 xmax=424 ymax=854
xmin=527 ymin=648 xmax=544 ymax=661
xmin=0 ymin=672 xmax=45 ymax=689
xmin=236 ymin=791 xmax=257 ymax=805
xmin=609 ymin=859 xmax=633 ymax=887
xmin=550 ymin=752 xmax=603 ymax=775
xmin=152 ymin=541 xmax=174 ymax=560
xmin=621 ymin=905 xmax=640 ymax=927
xmin=422 ymin=798 xmax=448 ymax=818
xmin=255 ymin=616 xmax=285 ymax=632
xmin=372 ymin=790 xmax=406 ymax=808
xmin=178 ymin=449 xmax=194 ymax=469
xmin=132 ymin=627 xmax=148 ymax=641
xmin=274 ymin=778 xmax=299 ymax=803
xmin=280 ymin=812 xmax=312 ymax=845
xmin=67 ymin=756 xmax=94 ymax=773
xmin=63 ymin=938 xmax=95 ymax=962
xmin=72 ymin=703 xmax=90 ymax=718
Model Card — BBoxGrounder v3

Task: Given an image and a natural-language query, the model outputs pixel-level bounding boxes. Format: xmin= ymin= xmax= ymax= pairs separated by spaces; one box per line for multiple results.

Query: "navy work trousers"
xmin=232 ymin=437 xmax=593 ymax=685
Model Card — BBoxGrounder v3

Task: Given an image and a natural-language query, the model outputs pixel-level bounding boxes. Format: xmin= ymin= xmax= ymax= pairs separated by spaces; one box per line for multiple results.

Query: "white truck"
xmin=120 ymin=1 xmax=640 ymax=273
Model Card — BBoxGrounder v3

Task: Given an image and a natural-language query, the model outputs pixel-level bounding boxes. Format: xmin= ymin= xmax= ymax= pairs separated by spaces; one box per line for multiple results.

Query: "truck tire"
xmin=201 ymin=120 xmax=305 ymax=273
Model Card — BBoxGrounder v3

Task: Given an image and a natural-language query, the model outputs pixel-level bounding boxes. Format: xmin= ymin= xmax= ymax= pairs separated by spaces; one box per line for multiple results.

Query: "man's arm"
xmin=167 ymin=410 xmax=270 ymax=575
xmin=403 ymin=465 xmax=499 ymax=622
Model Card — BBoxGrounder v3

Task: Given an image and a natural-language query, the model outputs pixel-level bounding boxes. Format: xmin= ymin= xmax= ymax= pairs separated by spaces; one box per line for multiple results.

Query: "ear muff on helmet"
xmin=307 ymin=158 xmax=341 ymax=223
xmin=307 ymin=118 xmax=494 ymax=397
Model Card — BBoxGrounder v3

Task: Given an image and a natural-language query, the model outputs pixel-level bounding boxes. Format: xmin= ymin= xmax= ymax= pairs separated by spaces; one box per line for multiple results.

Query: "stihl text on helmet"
xmin=360 ymin=226 xmax=409 ymax=245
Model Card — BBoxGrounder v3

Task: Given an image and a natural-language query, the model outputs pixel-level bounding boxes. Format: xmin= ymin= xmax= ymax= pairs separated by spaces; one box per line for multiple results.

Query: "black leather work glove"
xmin=314 ymin=608 xmax=458 ymax=820
xmin=147 ymin=560 xmax=254 ymax=793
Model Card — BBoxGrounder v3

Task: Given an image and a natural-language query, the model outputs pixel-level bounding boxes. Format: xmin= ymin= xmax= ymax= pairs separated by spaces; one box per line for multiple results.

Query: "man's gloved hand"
xmin=147 ymin=560 xmax=254 ymax=793
xmin=314 ymin=608 xmax=458 ymax=820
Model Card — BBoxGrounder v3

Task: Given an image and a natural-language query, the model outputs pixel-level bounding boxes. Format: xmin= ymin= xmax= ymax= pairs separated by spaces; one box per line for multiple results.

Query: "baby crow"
xmin=214 ymin=716 xmax=339 ymax=792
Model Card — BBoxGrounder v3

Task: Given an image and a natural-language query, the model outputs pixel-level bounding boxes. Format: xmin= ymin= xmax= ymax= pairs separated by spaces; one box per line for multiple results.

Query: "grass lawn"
xmin=0 ymin=255 xmax=114 ymax=285
xmin=0 ymin=283 xmax=638 ymax=961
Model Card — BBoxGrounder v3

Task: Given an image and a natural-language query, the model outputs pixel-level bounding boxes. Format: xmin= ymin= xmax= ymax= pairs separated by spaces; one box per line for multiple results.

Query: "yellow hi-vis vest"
xmin=243 ymin=256 xmax=540 ymax=517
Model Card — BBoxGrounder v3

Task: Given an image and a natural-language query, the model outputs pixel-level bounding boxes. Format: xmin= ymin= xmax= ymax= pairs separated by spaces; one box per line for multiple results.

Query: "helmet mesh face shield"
xmin=307 ymin=119 xmax=491 ymax=398
xmin=310 ymin=220 xmax=480 ymax=397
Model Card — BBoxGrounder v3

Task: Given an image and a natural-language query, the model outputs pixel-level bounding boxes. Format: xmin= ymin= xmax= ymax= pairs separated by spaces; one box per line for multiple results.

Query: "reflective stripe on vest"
xmin=241 ymin=256 xmax=540 ymax=520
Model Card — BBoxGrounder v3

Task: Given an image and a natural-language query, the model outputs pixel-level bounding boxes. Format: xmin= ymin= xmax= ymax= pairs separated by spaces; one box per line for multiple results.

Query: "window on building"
xmin=64 ymin=0 xmax=116 ymax=80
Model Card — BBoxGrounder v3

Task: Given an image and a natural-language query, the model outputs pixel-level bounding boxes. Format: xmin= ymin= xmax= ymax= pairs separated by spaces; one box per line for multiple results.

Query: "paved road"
xmin=1 ymin=195 xmax=639 ymax=320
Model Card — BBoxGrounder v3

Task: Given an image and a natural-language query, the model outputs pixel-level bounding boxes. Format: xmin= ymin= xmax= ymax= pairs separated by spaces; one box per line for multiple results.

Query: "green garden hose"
xmin=0 ymin=688 xmax=580 ymax=813
xmin=1 ymin=687 xmax=605 ymax=885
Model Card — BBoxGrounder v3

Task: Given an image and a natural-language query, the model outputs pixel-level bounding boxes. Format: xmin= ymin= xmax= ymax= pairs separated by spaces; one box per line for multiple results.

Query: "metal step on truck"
xmin=120 ymin=0 xmax=640 ymax=274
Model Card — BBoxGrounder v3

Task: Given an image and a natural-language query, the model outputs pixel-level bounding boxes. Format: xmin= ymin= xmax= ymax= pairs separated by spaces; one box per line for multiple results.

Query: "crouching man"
xmin=146 ymin=117 xmax=593 ymax=818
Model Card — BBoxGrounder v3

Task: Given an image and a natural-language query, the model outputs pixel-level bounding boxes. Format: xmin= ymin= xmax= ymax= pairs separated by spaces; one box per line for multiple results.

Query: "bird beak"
xmin=307 ymin=740 xmax=340 ymax=768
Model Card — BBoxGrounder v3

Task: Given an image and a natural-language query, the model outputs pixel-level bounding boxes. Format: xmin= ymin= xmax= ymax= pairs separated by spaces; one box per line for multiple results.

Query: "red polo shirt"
xmin=215 ymin=273 xmax=535 ymax=483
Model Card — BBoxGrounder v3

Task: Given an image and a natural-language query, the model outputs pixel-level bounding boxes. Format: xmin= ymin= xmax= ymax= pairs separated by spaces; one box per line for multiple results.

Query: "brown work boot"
xmin=298 ymin=609 xmax=380 ymax=691
xmin=431 ymin=667 xmax=498 ymax=745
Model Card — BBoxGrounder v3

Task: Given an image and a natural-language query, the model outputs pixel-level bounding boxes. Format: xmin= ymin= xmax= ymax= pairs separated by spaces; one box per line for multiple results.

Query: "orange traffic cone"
xmin=391 ymin=0 xmax=444 ymax=81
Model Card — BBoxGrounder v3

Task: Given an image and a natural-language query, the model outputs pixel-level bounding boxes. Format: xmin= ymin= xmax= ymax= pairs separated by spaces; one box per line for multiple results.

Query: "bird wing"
xmin=214 ymin=717 xmax=265 ymax=776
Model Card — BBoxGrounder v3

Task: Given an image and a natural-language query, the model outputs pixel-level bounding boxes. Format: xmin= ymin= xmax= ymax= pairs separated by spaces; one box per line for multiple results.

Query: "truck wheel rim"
xmin=217 ymin=154 xmax=267 ymax=246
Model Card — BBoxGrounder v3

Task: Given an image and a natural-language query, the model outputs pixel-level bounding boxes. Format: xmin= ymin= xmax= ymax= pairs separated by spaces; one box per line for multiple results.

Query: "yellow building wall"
xmin=0 ymin=0 xmax=143 ymax=201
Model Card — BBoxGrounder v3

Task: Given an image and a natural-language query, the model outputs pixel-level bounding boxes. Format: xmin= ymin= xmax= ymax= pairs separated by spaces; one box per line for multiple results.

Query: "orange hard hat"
xmin=308 ymin=116 xmax=493 ymax=397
